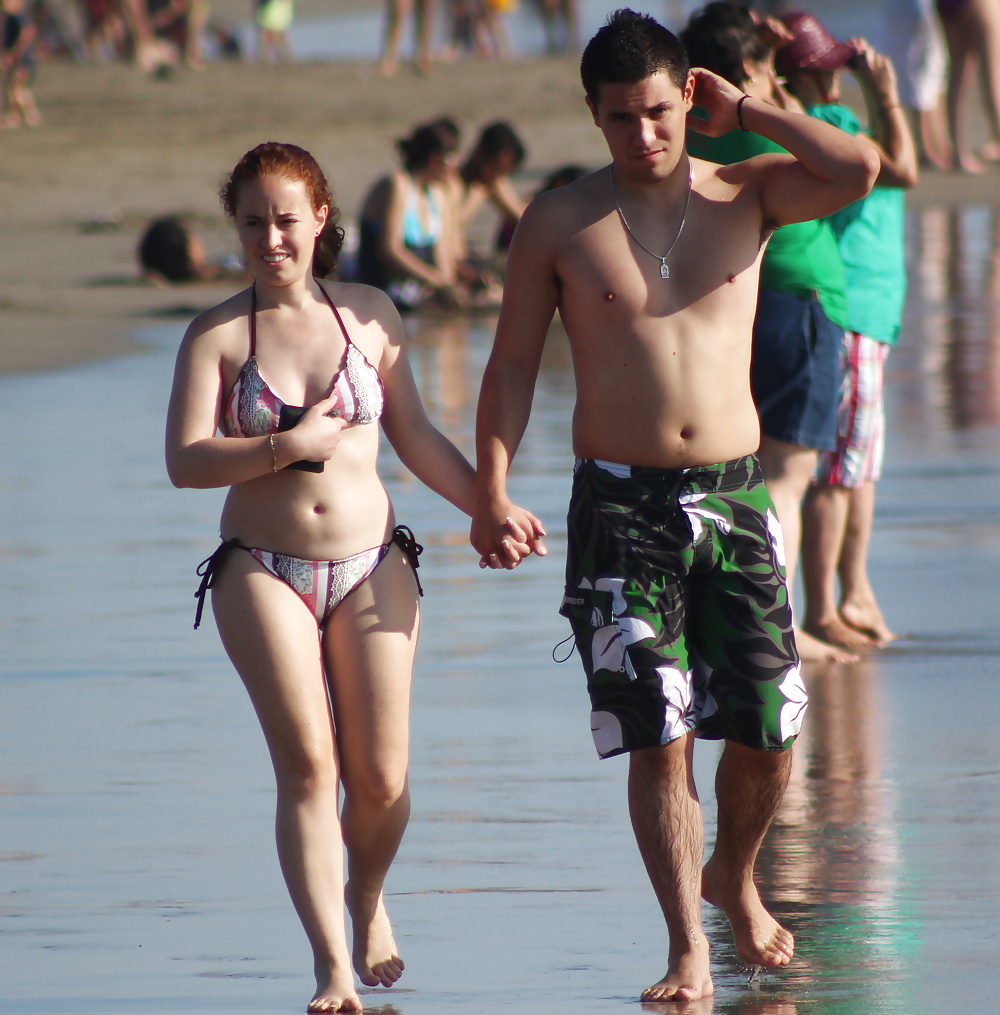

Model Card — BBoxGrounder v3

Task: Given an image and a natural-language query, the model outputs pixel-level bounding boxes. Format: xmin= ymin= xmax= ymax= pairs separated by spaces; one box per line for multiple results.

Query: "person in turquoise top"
xmin=682 ymin=3 xmax=857 ymax=663
xmin=774 ymin=13 xmax=918 ymax=650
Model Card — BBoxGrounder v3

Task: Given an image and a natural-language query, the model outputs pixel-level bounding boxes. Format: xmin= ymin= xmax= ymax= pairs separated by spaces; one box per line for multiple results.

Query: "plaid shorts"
xmin=814 ymin=331 xmax=890 ymax=488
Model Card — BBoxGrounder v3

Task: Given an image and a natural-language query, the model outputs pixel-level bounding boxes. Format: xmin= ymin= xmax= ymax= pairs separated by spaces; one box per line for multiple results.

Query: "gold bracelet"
xmin=269 ymin=433 xmax=278 ymax=473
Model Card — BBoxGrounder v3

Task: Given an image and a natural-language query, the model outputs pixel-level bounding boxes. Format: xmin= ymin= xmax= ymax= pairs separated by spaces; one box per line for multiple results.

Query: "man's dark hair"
xmin=681 ymin=3 xmax=768 ymax=88
xmin=580 ymin=8 xmax=690 ymax=104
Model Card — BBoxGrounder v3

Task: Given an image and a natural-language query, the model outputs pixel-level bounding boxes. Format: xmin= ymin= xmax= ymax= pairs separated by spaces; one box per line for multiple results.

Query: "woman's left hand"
xmin=280 ymin=393 xmax=348 ymax=465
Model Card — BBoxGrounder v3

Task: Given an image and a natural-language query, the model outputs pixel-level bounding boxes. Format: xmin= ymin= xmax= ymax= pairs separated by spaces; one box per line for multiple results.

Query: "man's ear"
xmin=683 ymin=71 xmax=696 ymax=108
xmin=585 ymin=93 xmax=599 ymax=126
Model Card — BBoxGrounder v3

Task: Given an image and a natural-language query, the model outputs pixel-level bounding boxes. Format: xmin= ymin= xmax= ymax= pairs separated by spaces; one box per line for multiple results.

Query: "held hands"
xmin=470 ymin=497 xmax=548 ymax=570
xmin=687 ymin=67 xmax=748 ymax=137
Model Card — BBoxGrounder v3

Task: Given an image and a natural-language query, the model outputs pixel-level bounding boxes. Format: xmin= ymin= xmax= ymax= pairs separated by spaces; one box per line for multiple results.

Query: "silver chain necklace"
xmin=609 ymin=165 xmax=693 ymax=279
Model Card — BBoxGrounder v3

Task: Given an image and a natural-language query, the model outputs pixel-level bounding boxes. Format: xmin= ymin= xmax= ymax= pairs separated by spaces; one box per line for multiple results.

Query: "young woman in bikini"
xmin=165 ymin=141 xmax=537 ymax=1012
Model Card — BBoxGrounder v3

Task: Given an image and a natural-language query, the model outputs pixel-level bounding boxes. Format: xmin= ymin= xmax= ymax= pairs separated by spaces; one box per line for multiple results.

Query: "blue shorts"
xmin=751 ymin=290 xmax=843 ymax=452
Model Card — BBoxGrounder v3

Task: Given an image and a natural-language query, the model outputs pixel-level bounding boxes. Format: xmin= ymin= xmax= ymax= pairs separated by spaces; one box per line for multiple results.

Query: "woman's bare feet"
xmin=345 ymin=883 xmax=404 ymax=988
xmin=839 ymin=597 xmax=897 ymax=646
xmin=802 ymin=613 xmax=876 ymax=651
xmin=307 ymin=962 xmax=362 ymax=1013
xmin=702 ymin=869 xmax=794 ymax=969
xmin=640 ymin=934 xmax=714 ymax=1002
xmin=794 ymin=627 xmax=859 ymax=663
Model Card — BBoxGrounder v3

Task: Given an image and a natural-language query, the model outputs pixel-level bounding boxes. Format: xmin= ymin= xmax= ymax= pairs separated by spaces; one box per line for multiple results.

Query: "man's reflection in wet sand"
xmin=753 ymin=660 xmax=916 ymax=992
xmin=640 ymin=993 xmax=799 ymax=1013
xmin=904 ymin=205 xmax=1000 ymax=432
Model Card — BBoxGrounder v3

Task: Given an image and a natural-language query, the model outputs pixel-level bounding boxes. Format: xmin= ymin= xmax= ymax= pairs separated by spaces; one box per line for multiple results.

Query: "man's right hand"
xmin=470 ymin=496 xmax=547 ymax=570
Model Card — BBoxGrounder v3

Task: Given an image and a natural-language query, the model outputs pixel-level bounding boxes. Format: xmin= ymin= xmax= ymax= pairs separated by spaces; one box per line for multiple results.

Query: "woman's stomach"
xmin=220 ymin=466 xmax=394 ymax=561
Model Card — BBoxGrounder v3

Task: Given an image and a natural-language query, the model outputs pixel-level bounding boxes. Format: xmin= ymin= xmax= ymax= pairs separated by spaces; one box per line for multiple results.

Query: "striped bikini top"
xmin=223 ymin=285 xmax=384 ymax=438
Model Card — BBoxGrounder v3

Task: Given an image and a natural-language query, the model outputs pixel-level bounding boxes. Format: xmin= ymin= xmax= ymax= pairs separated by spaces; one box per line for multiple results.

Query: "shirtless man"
xmin=471 ymin=9 xmax=878 ymax=1003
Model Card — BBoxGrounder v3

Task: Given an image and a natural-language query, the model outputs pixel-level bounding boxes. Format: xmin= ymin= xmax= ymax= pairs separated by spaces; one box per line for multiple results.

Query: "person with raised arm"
xmin=471 ymin=9 xmax=878 ymax=1002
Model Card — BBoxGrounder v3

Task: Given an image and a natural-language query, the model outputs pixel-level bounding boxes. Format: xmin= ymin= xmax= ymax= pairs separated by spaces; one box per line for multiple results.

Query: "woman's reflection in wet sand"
xmin=403 ymin=313 xmax=479 ymax=439
xmin=905 ymin=204 xmax=1000 ymax=432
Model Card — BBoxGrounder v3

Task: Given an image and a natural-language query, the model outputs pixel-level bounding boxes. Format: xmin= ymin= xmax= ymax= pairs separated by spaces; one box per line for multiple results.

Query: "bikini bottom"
xmin=193 ymin=525 xmax=423 ymax=630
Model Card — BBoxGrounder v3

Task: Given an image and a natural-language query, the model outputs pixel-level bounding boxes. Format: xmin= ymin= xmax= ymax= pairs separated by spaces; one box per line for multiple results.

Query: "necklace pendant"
xmin=660 ymin=261 xmax=670 ymax=279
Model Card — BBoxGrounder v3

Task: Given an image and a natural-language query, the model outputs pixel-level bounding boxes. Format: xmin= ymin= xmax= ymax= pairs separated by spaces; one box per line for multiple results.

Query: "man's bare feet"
xmin=802 ymin=613 xmax=876 ymax=651
xmin=345 ymin=883 xmax=404 ymax=988
xmin=794 ymin=627 xmax=859 ymax=663
xmin=307 ymin=963 xmax=362 ymax=1013
xmin=640 ymin=935 xmax=714 ymax=1002
xmin=838 ymin=598 xmax=896 ymax=646
xmin=702 ymin=869 xmax=794 ymax=969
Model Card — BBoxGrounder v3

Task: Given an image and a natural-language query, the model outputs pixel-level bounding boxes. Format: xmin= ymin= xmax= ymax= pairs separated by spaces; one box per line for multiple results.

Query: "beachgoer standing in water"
xmin=166 ymin=141 xmax=539 ymax=1013
xmin=472 ymin=9 xmax=878 ymax=1001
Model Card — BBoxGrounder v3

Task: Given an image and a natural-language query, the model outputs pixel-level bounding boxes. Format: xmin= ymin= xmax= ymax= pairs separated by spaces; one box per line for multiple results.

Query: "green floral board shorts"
xmin=559 ymin=455 xmax=807 ymax=759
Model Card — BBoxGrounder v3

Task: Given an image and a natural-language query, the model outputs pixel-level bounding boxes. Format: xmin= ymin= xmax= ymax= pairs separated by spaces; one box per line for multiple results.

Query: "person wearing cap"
xmin=683 ymin=2 xmax=859 ymax=664
xmin=773 ymin=13 xmax=918 ymax=651
xmin=473 ymin=8 xmax=879 ymax=1003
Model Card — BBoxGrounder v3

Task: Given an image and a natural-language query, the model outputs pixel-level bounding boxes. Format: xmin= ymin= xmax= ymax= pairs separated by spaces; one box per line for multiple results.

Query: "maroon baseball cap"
xmin=774 ymin=11 xmax=854 ymax=76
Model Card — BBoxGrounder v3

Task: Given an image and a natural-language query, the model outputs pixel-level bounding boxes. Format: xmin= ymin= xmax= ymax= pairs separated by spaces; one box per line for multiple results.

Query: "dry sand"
xmin=1 ymin=47 xmax=997 ymax=375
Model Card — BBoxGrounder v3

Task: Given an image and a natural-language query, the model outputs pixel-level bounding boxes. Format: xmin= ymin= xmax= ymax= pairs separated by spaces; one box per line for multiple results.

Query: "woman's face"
xmin=234 ymin=174 xmax=328 ymax=285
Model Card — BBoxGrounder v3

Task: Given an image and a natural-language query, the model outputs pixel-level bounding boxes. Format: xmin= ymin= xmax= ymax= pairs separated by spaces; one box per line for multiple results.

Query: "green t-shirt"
xmin=687 ymin=126 xmax=847 ymax=327
xmin=806 ymin=103 xmax=906 ymax=345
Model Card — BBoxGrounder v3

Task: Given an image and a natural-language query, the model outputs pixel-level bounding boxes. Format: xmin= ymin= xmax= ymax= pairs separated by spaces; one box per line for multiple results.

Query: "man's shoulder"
xmin=518 ymin=168 xmax=609 ymax=237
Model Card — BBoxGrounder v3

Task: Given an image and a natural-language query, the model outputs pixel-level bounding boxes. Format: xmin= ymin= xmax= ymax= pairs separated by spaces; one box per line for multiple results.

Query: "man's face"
xmin=587 ymin=70 xmax=694 ymax=182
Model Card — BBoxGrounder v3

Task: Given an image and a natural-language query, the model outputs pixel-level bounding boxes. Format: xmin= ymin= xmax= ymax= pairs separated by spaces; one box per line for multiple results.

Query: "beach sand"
xmin=1 ymin=43 xmax=998 ymax=375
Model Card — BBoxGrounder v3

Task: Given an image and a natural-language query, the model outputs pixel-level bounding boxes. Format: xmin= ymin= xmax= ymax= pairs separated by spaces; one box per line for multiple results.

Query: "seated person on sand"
xmin=356 ymin=122 xmax=475 ymax=311
xmin=455 ymin=120 xmax=527 ymax=251
xmin=495 ymin=162 xmax=587 ymax=253
xmin=138 ymin=215 xmax=245 ymax=284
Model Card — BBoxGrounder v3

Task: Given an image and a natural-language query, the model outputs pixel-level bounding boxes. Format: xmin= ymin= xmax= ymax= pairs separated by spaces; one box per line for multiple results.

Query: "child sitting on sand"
xmin=1 ymin=0 xmax=40 ymax=129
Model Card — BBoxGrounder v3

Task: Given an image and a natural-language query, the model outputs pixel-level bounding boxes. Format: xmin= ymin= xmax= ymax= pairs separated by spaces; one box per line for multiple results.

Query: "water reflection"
xmin=752 ymin=659 xmax=920 ymax=1012
xmin=902 ymin=204 xmax=1000 ymax=432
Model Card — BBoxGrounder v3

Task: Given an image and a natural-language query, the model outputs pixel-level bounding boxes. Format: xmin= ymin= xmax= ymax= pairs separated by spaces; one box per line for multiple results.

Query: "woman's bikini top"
xmin=402 ymin=178 xmax=441 ymax=251
xmin=223 ymin=284 xmax=384 ymax=438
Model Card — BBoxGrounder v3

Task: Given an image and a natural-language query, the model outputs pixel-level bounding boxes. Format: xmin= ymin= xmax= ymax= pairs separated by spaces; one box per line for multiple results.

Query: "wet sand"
xmin=2 ymin=291 xmax=1000 ymax=1013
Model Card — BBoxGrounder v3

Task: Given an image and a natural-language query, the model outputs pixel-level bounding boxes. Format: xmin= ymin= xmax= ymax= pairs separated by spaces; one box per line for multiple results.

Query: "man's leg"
xmin=702 ymin=741 xmax=795 ymax=968
xmin=629 ymin=733 xmax=714 ymax=1002
xmin=801 ymin=483 xmax=876 ymax=648
xmin=837 ymin=481 xmax=896 ymax=644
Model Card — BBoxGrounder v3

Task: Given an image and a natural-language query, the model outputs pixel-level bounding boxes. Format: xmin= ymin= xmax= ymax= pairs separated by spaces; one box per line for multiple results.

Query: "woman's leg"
xmin=324 ymin=545 xmax=419 ymax=989
xmin=941 ymin=7 xmax=985 ymax=171
xmin=757 ymin=437 xmax=857 ymax=663
xmin=212 ymin=551 xmax=360 ymax=1014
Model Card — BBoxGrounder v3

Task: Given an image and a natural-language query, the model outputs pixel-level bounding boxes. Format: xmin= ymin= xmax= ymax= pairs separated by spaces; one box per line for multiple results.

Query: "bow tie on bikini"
xmin=609 ymin=165 xmax=693 ymax=279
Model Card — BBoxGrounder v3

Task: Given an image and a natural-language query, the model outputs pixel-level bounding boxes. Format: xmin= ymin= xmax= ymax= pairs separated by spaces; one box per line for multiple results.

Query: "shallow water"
xmin=2 ymin=203 xmax=1000 ymax=1014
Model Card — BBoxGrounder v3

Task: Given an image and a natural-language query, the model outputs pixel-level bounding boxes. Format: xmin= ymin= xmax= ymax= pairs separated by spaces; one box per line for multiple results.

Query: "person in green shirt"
xmin=774 ymin=14 xmax=918 ymax=650
xmin=682 ymin=3 xmax=858 ymax=663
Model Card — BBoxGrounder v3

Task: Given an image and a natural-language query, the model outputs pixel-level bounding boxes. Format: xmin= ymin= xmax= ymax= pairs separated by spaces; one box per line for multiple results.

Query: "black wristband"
xmin=736 ymin=93 xmax=750 ymax=132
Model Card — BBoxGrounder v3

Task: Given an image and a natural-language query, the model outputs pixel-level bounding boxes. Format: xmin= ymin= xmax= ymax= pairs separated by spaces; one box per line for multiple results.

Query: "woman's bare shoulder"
xmin=317 ymin=279 xmax=403 ymax=357
xmin=182 ymin=287 xmax=252 ymax=346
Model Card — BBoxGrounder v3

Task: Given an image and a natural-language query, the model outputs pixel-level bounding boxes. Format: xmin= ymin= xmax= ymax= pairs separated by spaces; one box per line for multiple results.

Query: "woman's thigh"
xmin=323 ymin=545 xmax=420 ymax=795
xmin=212 ymin=549 xmax=336 ymax=775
